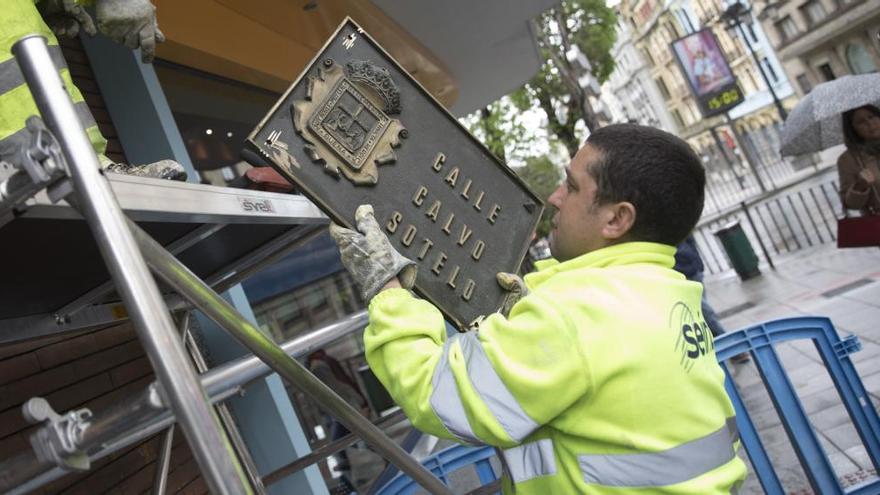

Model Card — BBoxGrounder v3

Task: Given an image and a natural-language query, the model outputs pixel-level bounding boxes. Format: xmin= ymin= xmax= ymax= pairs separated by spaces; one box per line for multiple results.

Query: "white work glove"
xmin=496 ymin=272 xmax=528 ymax=317
xmin=38 ymin=0 xmax=97 ymax=38
xmin=329 ymin=205 xmax=417 ymax=302
xmin=95 ymin=0 xmax=165 ymax=63
xmin=104 ymin=159 xmax=187 ymax=181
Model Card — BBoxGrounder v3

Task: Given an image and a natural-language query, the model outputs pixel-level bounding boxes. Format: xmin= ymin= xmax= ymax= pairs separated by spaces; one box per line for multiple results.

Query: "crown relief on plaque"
xmin=291 ymin=59 xmax=407 ymax=186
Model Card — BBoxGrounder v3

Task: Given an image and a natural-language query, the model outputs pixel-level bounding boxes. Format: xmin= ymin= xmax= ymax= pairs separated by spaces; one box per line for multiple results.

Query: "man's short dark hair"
xmin=586 ymin=123 xmax=705 ymax=246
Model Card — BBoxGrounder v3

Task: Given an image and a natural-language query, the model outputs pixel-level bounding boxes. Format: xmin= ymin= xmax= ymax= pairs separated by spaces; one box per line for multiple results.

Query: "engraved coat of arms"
xmin=292 ymin=59 xmax=406 ymax=185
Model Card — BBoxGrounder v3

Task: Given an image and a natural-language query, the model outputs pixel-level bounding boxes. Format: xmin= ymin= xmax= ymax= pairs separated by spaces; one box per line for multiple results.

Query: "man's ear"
xmin=602 ymin=201 xmax=636 ymax=240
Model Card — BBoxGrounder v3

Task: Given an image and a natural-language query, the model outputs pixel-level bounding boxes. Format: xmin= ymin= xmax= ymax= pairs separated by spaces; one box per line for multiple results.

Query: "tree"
xmin=513 ymin=155 xmax=562 ymax=238
xmin=462 ymin=97 xmax=536 ymax=166
xmin=513 ymin=0 xmax=618 ymax=158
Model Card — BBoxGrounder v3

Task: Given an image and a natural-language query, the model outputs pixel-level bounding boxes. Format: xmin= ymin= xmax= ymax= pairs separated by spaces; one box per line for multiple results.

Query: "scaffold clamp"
xmin=22 ymin=397 xmax=92 ymax=472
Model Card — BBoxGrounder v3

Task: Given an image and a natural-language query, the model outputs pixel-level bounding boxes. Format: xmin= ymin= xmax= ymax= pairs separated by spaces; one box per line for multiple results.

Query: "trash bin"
xmin=713 ymin=221 xmax=760 ymax=281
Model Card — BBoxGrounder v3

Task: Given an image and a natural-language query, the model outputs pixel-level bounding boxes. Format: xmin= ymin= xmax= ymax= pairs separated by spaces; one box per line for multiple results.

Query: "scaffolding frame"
xmin=0 ymin=34 xmax=452 ymax=495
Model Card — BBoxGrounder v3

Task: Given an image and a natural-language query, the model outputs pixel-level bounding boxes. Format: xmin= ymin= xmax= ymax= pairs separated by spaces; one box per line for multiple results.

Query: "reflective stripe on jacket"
xmin=1 ymin=0 xmax=106 ymax=155
xmin=365 ymin=242 xmax=747 ymax=494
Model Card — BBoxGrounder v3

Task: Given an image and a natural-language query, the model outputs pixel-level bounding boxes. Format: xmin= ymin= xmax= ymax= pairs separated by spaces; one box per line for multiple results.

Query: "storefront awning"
xmin=154 ymin=0 xmax=558 ymax=115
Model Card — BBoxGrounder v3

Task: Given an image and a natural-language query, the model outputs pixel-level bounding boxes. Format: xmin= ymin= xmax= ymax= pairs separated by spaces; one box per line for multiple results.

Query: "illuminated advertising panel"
xmin=671 ymin=29 xmax=744 ymax=117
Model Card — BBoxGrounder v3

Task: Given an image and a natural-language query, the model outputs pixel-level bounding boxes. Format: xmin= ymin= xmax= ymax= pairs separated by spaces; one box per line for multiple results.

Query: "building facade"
xmin=754 ymin=0 xmax=880 ymax=95
xmin=615 ymin=0 xmax=803 ymax=212
xmin=600 ymin=15 xmax=680 ymax=133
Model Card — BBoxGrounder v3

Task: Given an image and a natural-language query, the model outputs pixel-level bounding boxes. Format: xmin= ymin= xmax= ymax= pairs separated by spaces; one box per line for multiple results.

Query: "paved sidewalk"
xmin=704 ymin=244 xmax=880 ymax=494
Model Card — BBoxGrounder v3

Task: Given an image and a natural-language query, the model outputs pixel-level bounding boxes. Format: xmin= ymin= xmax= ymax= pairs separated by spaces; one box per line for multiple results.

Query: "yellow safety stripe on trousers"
xmin=430 ymin=332 xmax=539 ymax=444
xmin=578 ymin=416 xmax=739 ymax=487
xmin=0 ymin=45 xmax=67 ymax=95
xmin=0 ymin=100 xmax=97 ymax=147
xmin=501 ymin=439 xmax=557 ymax=483
xmin=0 ymin=42 xmax=105 ymax=155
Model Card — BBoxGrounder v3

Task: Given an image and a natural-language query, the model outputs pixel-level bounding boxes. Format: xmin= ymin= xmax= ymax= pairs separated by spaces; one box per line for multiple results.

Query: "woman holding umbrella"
xmin=839 ymin=105 xmax=880 ymax=215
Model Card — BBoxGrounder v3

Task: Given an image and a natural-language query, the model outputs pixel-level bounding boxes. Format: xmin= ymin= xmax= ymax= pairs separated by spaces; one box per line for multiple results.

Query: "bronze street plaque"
xmin=244 ymin=19 xmax=543 ymax=329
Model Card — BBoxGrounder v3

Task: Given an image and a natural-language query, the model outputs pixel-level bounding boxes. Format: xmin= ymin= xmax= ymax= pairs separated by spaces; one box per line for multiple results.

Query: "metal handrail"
xmin=132 ymin=220 xmax=454 ymax=495
xmin=262 ymin=409 xmax=409 ymax=486
xmin=1 ymin=310 xmax=369 ymax=494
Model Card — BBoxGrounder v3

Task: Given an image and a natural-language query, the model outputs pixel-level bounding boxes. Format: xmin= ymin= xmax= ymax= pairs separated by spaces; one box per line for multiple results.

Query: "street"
xmin=706 ymin=243 xmax=880 ymax=493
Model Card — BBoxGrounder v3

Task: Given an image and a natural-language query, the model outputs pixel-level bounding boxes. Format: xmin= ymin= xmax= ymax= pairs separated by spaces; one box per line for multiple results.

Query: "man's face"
xmin=547 ymin=144 xmax=614 ymax=261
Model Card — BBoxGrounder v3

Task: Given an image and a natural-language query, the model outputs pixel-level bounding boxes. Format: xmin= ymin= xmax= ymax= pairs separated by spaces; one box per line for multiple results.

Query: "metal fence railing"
xmin=695 ymin=179 xmax=843 ymax=275
xmin=699 ymin=124 xmax=819 ymax=216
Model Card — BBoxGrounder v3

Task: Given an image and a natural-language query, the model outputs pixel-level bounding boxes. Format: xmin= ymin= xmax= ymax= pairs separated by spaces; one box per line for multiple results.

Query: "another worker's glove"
xmin=329 ymin=204 xmax=417 ymax=302
xmin=105 ymin=159 xmax=187 ymax=181
xmin=38 ymin=0 xmax=97 ymax=39
xmin=95 ymin=0 xmax=165 ymax=63
xmin=496 ymin=272 xmax=528 ymax=317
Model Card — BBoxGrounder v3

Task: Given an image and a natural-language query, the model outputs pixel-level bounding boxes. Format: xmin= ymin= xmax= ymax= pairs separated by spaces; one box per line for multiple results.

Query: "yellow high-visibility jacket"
xmin=366 ymin=242 xmax=747 ymax=494
xmin=2 ymin=0 xmax=106 ymax=156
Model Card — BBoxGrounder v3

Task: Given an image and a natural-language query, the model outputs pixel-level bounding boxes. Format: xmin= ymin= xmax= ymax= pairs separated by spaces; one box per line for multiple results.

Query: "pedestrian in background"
xmin=675 ymin=234 xmax=749 ymax=364
xmin=838 ymin=104 xmax=880 ymax=215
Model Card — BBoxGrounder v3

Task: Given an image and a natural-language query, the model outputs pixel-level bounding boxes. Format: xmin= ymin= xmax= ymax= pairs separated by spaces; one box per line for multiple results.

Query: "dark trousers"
xmin=694 ymin=272 xmax=726 ymax=337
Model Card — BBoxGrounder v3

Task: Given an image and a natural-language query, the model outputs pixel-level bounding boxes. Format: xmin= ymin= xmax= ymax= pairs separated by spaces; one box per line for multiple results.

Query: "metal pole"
xmin=262 ymin=409 xmax=408 ymax=486
xmin=710 ymin=126 xmax=746 ymax=190
xmin=741 ymin=201 xmax=776 ymax=269
xmin=366 ymin=428 xmax=426 ymax=495
xmin=12 ymin=35 xmax=250 ymax=495
xmin=129 ymin=220 xmax=454 ymax=495
xmin=1 ymin=383 xmax=167 ymax=494
xmin=54 ymin=223 xmax=227 ymax=321
xmin=734 ymin=17 xmax=787 ymax=121
xmin=151 ymin=426 xmax=175 ymax=495
xmin=205 ymin=225 xmax=324 ymax=294
xmin=179 ymin=312 xmax=268 ymax=495
xmin=1 ymin=311 xmax=369 ymax=495
xmin=726 ymin=116 xmax=769 ymax=192
xmin=203 ymin=311 xmax=369 ymax=401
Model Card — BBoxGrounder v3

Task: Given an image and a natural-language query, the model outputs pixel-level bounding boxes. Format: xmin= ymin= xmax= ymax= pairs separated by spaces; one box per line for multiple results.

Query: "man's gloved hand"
xmin=496 ymin=272 xmax=528 ymax=317
xmin=95 ymin=0 xmax=165 ymax=63
xmin=329 ymin=205 xmax=417 ymax=302
xmin=38 ymin=0 xmax=97 ymax=39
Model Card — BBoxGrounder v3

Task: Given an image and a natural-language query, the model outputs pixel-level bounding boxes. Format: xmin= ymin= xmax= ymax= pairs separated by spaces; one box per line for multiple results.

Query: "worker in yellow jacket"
xmin=330 ymin=123 xmax=748 ymax=493
xmin=1 ymin=0 xmax=184 ymax=180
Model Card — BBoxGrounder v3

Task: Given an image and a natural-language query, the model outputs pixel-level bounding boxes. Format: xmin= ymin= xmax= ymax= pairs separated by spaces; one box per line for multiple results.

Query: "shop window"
xmin=154 ymin=63 xmax=280 ymax=187
xmin=776 ymin=16 xmax=799 ymax=42
xmin=796 ymin=73 xmax=813 ymax=93
xmin=672 ymin=109 xmax=685 ymax=128
xmin=656 ymin=77 xmax=671 ymax=99
xmin=800 ymin=0 xmax=827 ymax=25
xmin=688 ymin=101 xmax=700 ymax=121
xmin=818 ymin=62 xmax=836 ymax=81
xmin=846 ymin=43 xmax=879 ymax=74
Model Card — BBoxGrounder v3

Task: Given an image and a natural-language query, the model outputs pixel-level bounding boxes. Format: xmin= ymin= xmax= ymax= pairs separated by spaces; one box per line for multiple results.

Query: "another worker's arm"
xmin=364 ymin=283 xmax=590 ymax=448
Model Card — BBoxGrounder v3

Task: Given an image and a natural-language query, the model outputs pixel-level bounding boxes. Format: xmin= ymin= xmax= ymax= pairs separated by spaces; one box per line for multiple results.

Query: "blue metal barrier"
xmin=375 ymin=443 xmax=498 ymax=495
xmin=715 ymin=316 xmax=880 ymax=495
xmin=377 ymin=316 xmax=880 ymax=495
